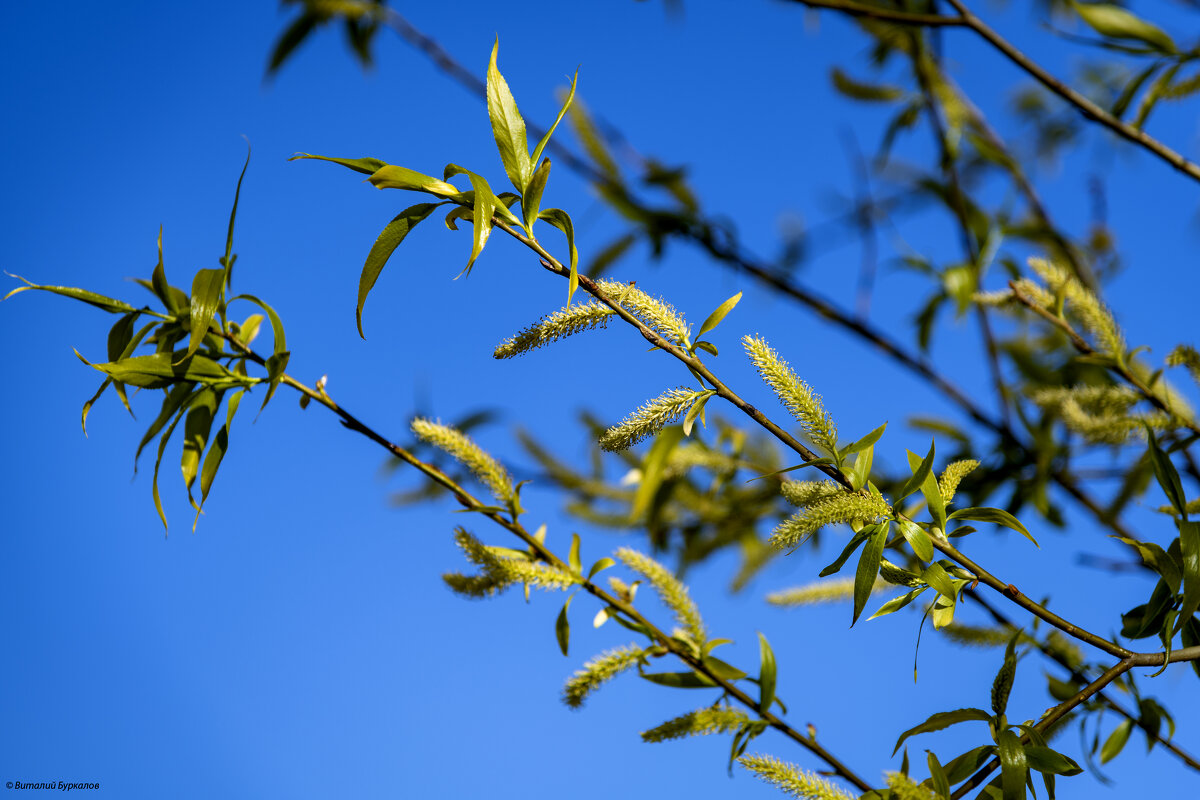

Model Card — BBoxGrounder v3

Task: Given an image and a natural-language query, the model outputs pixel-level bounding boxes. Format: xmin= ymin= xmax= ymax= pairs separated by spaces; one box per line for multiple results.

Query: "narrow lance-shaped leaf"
xmin=1100 ymin=718 xmax=1134 ymax=763
xmin=539 ymin=208 xmax=579 ymax=306
xmin=522 ymin=158 xmax=551 ymax=234
xmin=682 ymin=390 xmax=716 ymax=437
xmin=1178 ymin=520 xmax=1200 ymax=633
xmin=556 ymin=594 xmax=573 ymax=656
xmin=89 ymin=351 xmax=260 ymax=390
xmin=696 ymin=291 xmax=742 ymax=340
xmin=1071 ymin=2 xmax=1176 ymax=54
xmin=907 ymin=448 xmax=946 ymax=532
xmin=133 ymin=382 xmax=196 ymax=469
xmin=852 ymin=523 xmax=887 ymax=625
xmin=4 ymin=273 xmax=138 ymax=315
xmin=186 ymin=268 xmax=225 ymax=359
xmin=220 ymin=141 xmax=251 ymax=288
xmin=631 ymin=426 xmax=684 ymax=520
xmin=948 ymin=507 xmax=1038 ymax=547
xmin=230 ymin=294 xmax=287 ymax=411
xmin=893 ymin=708 xmax=992 ymax=754
xmin=839 ymin=421 xmax=887 ymax=459
xmin=530 ymin=68 xmax=578 ymax=168
xmin=180 ymin=387 xmax=220 ymax=508
xmin=195 ymin=388 xmax=244 ymax=529
xmin=151 ymin=391 xmax=198 ymax=532
xmin=895 ymin=439 xmax=935 ymax=502
xmin=1145 ymin=424 xmax=1187 ymax=518
xmin=356 ymin=203 xmax=441 ymax=337
xmin=757 ymin=632 xmax=776 ymax=712
xmin=996 ymin=728 xmax=1028 ymax=800
xmin=487 ymin=39 xmax=532 ymax=192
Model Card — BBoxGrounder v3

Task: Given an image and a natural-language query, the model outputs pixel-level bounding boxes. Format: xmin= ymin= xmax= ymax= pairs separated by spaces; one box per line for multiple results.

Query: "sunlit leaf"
xmin=487 ymin=39 xmax=532 ymax=192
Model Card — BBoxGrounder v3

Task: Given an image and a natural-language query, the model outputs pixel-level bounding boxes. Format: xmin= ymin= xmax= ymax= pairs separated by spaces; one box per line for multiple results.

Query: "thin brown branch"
xmin=792 ymin=0 xmax=966 ymax=26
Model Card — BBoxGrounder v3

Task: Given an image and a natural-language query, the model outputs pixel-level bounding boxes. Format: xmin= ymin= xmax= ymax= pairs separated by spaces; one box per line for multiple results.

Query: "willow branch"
xmin=217 ymin=328 xmax=874 ymax=793
xmin=790 ymin=0 xmax=965 ymax=26
xmin=942 ymin=0 xmax=1200 ymax=185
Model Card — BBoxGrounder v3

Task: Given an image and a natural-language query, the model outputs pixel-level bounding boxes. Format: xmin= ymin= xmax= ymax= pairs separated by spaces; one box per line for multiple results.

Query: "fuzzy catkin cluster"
xmin=1029 ymin=385 xmax=1169 ymax=444
xmin=562 ymin=644 xmax=644 ymax=709
xmin=1168 ymin=344 xmax=1200 ymax=385
xmin=885 ymin=772 xmax=939 ymax=800
xmin=937 ymin=459 xmax=979 ymax=505
xmin=640 ymin=707 xmax=751 ymax=742
xmin=594 ymin=278 xmax=692 ymax=346
xmin=1027 ymin=257 xmax=1125 ymax=358
xmin=493 ymin=301 xmax=614 ymax=358
xmin=410 ymin=418 xmax=513 ymax=502
xmin=742 ymin=335 xmax=838 ymax=457
xmin=615 ymin=547 xmax=707 ymax=646
xmin=442 ymin=528 xmax=577 ymax=598
xmin=770 ymin=492 xmax=891 ymax=549
xmin=599 ymin=388 xmax=705 ymax=451
xmin=780 ymin=479 xmax=844 ymax=508
xmin=737 ymin=755 xmax=856 ymax=800
xmin=766 ymin=577 xmax=856 ymax=607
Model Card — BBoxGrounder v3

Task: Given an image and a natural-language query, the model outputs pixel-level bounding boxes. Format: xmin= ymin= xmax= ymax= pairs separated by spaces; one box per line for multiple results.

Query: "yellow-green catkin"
xmin=1028 ymin=257 xmax=1125 ymax=358
xmin=937 ymin=459 xmax=979 ymax=505
xmin=641 ymin=707 xmax=751 ymax=742
xmin=411 ymin=418 xmax=513 ymax=502
xmin=781 ymin=480 xmax=844 ymax=508
xmin=767 ymin=577 xmax=856 ymax=607
xmin=742 ymin=335 xmax=838 ymax=456
xmin=595 ymin=278 xmax=691 ymax=346
xmin=493 ymin=301 xmax=614 ymax=358
xmin=562 ymin=644 xmax=643 ymax=709
xmin=599 ymin=388 xmax=706 ymax=452
xmin=886 ymin=772 xmax=939 ymax=800
xmin=939 ymin=623 xmax=1016 ymax=648
xmin=616 ymin=547 xmax=706 ymax=646
xmin=737 ymin=755 xmax=856 ymax=800
xmin=1030 ymin=385 xmax=1168 ymax=444
xmin=443 ymin=528 xmax=577 ymax=598
xmin=770 ymin=492 xmax=891 ymax=549
xmin=1168 ymin=344 xmax=1200 ymax=386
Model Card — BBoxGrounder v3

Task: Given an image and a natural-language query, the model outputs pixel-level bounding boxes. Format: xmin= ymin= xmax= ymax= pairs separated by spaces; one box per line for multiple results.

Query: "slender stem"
xmin=942 ymin=0 xmax=1200 ymax=184
xmin=219 ymin=328 xmax=875 ymax=793
xmin=1009 ymin=280 xmax=1200 ymax=437
xmin=791 ymin=0 xmax=965 ymax=26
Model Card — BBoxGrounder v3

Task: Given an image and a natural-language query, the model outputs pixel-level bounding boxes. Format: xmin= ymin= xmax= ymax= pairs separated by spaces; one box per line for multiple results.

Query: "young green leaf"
xmin=1145 ymin=424 xmax=1187 ymax=519
xmin=186 ymin=268 xmax=225 ymax=360
xmin=4 ymin=273 xmax=138 ymax=315
xmin=682 ymin=390 xmax=716 ymax=437
xmin=556 ymin=594 xmax=573 ymax=656
xmin=357 ymin=203 xmax=441 ymax=337
xmin=180 ymin=387 xmax=220 ymax=507
xmin=927 ymin=751 xmax=950 ymax=800
xmin=757 ymin=632 xmax=776 ymax=712
xmin=1100 ymin=718 xmax=1133 ymax=763
xmin=367 ymin=164 xmax=459 ymax=195
xmin=196 ymin=388 xmax=243 ymax=525
xmin=89 ymin=351 xmax=260 ymax=391
xmin=996 ymin=728 xmax=1028 ymax=800
xmin=1178 ymin=520 xmax=1200 ymax=632
xmin=948 ymin=507 xmax=1038 ymax=547
xmin=819 ymin=527 xmax=871 ymax=577
xmin=839 ymin=421 xmax=887 ymax=459
xmin=852 ymin=524 xmax=887 ymax=625
xmin=907 ymin=448 xmax=946 ymax=532
xmin=898 ymin=518 xmax=935 ymax=563
xmin=538 ymin=208 xmax=579 ymax=305
xmin=530 ymin=69 xmax=578 ymax=169
xmin=1023 ymin=746 xmax=1082 ymax=777
xmin=289 ymin=152 xmax=388 ymax=176
xmin=867 ymin=587 xmax=927 ymax=621
xmin=568 ymin=532 xmax=582 ymax=574
xmin=230 ymin=294 xmax=288 ymax=412
xmin=631 ymin=426 xmax=685 ymax=521
xmin=1071 ymin=2 xmax=1176 ymax=54
xmin=487 ymin=39 xmax=532 ymax=192
xmin=639 ymin=671 xmax=719 ymax=689
xmin=696 ymin=292 xmax=742 ymax=340
xmin=895 ymin=440 xmax=935 ymax=502
xmin=522 ymin=158 xmax=551 ymax=234
xmin=220 ymin=141 xmax=251 ymax=288
xmin=893 ymin=708 xmax=991 ymax=755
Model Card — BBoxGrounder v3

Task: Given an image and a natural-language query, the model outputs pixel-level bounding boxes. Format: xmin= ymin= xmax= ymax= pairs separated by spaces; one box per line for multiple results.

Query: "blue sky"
xmin=3 ymin=1 xmax=1199 ymax=798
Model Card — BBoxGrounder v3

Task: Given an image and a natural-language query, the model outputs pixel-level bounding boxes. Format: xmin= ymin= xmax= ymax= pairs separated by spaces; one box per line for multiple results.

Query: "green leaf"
xmin=1100 ymin=718 xmax=1133 ymax=763
xmin=927 ymin=751 xmax=951 ymax=800
xmin=289 ymin=152 xmax=388 ymax=176
xmin=195 ymin=388 xmax=243 ymax=526
xmin=831 ymin=67 xmax=904 ymax=102
xmin=1178 ymin=520 xmax=1200 ymax=632
xmin=80 ymin=378 xmax=112 ymax=436
xmin=942 ymin=745 xmax=996 ymax=784
xmin=1111 ymin=63 xmax=1162 ymax=119
xmin=852 ymin=524 xmax=887 ymax=626
xmin=907 ymin=449 xmax=946 ymax=532
xmin=356 ymin=202 xmax=440 ymax=337
xmin=1071 ymin=2 xmax=1176 ymax=54
xmin=1145 ymin=425 xmax=1187 ymax=519
xmin=151 ymin=396 xmax=192 ymax=532
xmin=487 ymin=39 xmax=532 ymax=192
xmin=639 ymin=670 xmax=718 ymax=689
xmin=568 ymin=533 xmax=582 ymax=574
xmin=531 ymin=69 xmax=579 ymax=170
xmin=1023 ymin=746 xmax=1082 ymax=777
xmin=848 ymin=444 xmax=875 ymax=491
xmin=899 ymin=519 xmax=935 ymax=563
xmin=696 ymin=292 xmax=742 ymax=340
xmin=586 ymin=557 xmax=616 ymax=581
xmin=819 ymin=527 xmax=871 ymax=577
xmin=840 ymin=422 xmax=887 ymax=459
xmin=266 ymin=12 xmax=318 ymax=76
xmin=181 ymin=387 xmax=220 ymax=507
xmin=895 ymin=439 xmax=936 ymax=502
xmin=1111 ymin=536 xmax=1181 ymax=594
xmin=230 ymin=293 xmax=287 ymax=411
xmin=134 ymin=382 xmax=197 ymax=469
xmin=4 ymin=273 xmax=138 ymax=315
xmin=150 ymin=227 xmax=182 ymax=314
xmin=922 ymin=563 xmax=957 ymax=601
xmin=220 ymin=141 xmax=251 ymax=288
xmin=556 ymin=594 xmax=573 ymax=656
xmin=368 ymin=163 xmax=460 ymax=196
xmin=186 ymin=268 xmax=225 ymax=359
xmin=949 ymin=507 xmax=1037 ymax=547
xmin=538 ymin=208 xmax=579 ymax=306
xmin=89 ymin=351 xmax=260 ymax=391
xmin=757 ymin=632 xmax=777 ymax=712
xmin=632 ymin=426 xmax=684 ymax=520
xmin=996 ymin=728 xmax=1028 ymax=800
xmin=893 ymin=708 xmax=991 ymax=755
xmin=522 ymin=157 xmax=552 ymax=234
xmin=867 ymin=586 xmax=927 ymax=620
xmin=682 ymin=390 xmax=716 ymax=437
xmin=702 ymin=656 xmax=747 ymax=681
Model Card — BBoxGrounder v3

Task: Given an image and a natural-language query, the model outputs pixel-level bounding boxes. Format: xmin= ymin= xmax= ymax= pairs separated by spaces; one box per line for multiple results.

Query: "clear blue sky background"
xmin=3 ymin=2 xmax=1199 ymax=798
